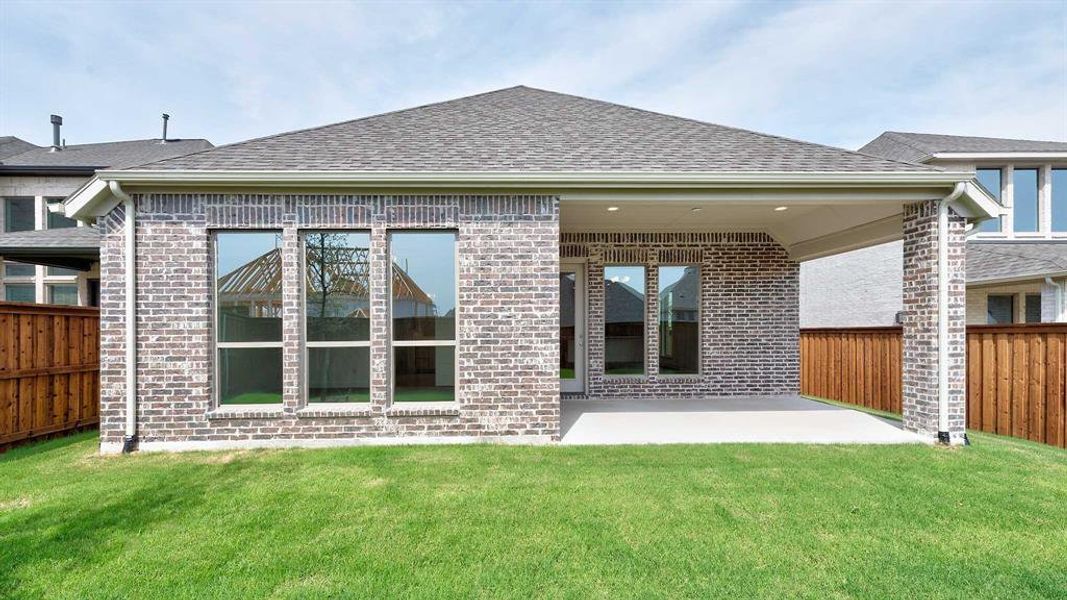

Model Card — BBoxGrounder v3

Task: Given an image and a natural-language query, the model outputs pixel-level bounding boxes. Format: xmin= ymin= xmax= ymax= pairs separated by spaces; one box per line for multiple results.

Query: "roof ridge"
xmin=517 ymin=86 xmax=940 ymax=172
xmin=129 ymin=86 xmax=530 ymax=170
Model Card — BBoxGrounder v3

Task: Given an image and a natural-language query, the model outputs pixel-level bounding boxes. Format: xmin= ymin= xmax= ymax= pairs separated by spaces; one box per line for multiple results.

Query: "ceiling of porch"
xmin=558 ymin=190 xmax=946 ymax=262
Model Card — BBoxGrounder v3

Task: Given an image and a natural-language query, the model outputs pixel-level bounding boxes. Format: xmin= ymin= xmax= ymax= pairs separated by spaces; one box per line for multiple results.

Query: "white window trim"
xmin=212 ymin=230 xmax=285 ymax=408
xmin=301 ymin=230 xmax=373 ymax=406
xmin=388 ymin=230 xmax=459 ymax=405
xmin=656 ymin=264 xmax=701 ymax=378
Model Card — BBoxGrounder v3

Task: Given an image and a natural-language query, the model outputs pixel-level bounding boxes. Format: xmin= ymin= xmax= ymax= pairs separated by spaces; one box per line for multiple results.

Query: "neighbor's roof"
xmin=0 ymin=136 xmax=38 ymax=160
xmin=967 ymin=241 xmax=1067 ymax=284
xmin=0 ymin=138 xmax=213 ymax=171
xmin=0 ymin=226 xmax=100 ymax=252
xmin=860 ymin=132 xmax=1067 ymax=164
xmin=132 ymin=86 xmax=935 ymax=173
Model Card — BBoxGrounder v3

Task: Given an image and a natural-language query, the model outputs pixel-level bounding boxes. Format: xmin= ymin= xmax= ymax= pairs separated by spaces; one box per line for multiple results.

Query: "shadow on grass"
xmin=0 ymin=430 xmax=100 ymax=464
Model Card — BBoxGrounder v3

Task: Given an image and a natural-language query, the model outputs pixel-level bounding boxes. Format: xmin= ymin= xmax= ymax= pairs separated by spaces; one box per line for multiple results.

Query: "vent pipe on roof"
xmin=50 ymin=114 xmax=63 ymax=151
xmin=161 ymin=113 xmax=170 ymax=143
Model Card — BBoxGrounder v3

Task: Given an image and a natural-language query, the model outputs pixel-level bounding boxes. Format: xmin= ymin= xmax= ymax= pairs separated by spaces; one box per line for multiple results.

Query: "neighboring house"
xmin=801 ymin=132 xmax=1067 ymax=327
xmin=0 ymin=115 xmax=211 ymax=306
xmin=61 ymin=86 xmax=997 ymax=452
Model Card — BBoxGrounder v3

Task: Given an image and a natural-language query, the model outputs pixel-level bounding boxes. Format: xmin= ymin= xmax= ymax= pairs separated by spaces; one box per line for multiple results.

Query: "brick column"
xmin=901 ymin=200 xmax=967 ymax=443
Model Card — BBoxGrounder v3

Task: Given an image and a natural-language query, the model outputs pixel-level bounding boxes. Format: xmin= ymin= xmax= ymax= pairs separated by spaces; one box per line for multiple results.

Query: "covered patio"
xmin=560 ymin=396 xmax=921 ymax=445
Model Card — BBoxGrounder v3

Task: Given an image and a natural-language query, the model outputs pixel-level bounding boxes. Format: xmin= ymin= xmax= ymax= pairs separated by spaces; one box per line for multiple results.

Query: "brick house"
xmin=61 ymin=87 xmax=998 ymax=453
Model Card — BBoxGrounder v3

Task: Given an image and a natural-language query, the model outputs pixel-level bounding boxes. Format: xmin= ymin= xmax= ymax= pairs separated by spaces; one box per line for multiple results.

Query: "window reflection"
xmin=216 ymin=232 xmax=284 ymax=343
xmin=604 ymin=266 xmax=645 ymax=375
xmin=658 ymin=266 xmax=699 ymax=374
xmin=391 ymin=232 xmax=456 ymax=341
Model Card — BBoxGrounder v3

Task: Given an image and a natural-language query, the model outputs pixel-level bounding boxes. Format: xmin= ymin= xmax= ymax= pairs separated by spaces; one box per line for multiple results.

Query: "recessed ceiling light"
xmin=607 ymin=206 xmax=620 ymax=212
xmin=774 ymin=206 xmax=789 ymax=212
xmin=690 ymin=207 xmax=704 ymax=212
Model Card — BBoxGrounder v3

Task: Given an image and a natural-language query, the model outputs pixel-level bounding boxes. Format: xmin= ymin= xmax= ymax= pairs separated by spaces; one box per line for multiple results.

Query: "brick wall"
xmin=99 ymin=194 xmax=560 ymax=451
xmin=901 ymin=200 xmax=967 ymax=443
xmin=562 ymin=232 xmax=799 ymax=398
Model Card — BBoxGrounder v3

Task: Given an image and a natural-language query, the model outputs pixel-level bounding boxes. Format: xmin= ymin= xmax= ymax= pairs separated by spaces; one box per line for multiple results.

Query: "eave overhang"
xmin=65 ymin=168 xmax=992 ymax=219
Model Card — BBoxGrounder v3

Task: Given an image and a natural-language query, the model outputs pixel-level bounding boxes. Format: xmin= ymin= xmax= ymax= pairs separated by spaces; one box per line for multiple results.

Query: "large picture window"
xmin=214 ymin=231 xmax=283 ymax=405
xmin=658 ymin=266 xmax=699 ymax=375
xmin=604 ymin=266 xmax=645 ymax=375
xmin=304 ymin=231 xmax=371 ymax=403
xmin=390 ymin=231 xmax=456 ymax=402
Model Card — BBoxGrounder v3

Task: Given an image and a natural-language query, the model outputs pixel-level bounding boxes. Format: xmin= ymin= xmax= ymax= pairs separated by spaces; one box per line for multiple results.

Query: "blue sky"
xmin=1 ymin=0 xmax=1064 ymax=151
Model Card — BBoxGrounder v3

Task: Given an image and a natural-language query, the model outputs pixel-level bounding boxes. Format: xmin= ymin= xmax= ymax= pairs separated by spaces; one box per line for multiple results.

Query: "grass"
xmin=1 ymin=433 xmax=1065 ymax=599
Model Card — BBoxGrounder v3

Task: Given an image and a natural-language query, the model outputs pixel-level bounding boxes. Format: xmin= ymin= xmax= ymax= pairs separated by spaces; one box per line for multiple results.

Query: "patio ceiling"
xmin=559 ymin=185 xmax=980 ymax=261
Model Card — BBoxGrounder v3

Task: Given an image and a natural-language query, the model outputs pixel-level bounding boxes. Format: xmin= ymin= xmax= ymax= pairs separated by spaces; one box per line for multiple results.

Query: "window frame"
xmin=212 ymin=230 xmax=285 ymax=408
xmin=301 ymin=230 xmax=372 ymax=405
xmin=603 ymin=264 xmax=648 ymax=377
xmin=656 ymin=264 xmax=701 ymax=377
xmin=388 ymin=230 xmax=459 ymax=404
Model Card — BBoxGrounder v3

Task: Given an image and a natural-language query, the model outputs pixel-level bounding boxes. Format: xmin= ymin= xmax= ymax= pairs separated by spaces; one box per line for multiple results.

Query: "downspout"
xmin=937 ymin=182 xmax=966 ymax=445
xmin=1046 ymin=277 xmax=1066 ymax=322
xmin=110 ymin=181 xmax=138 ymax=453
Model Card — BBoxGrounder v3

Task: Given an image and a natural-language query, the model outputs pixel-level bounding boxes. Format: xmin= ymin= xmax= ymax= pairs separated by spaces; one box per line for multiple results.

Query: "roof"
xmin=134 ymin=86 xmax=934 ymax=173
xmin=0 ymin=226 xmax=100 ymax=271
xmin=861 ymin=132 xmax=1067 ymax=164
xmin=0 ymin=138 xmax=213 ymax=171
xmin=0 ymin=136 xmax=38 ymax=160
xmin=0 ymin=226 xmax=100 ymax=251
xmin=967 ymin=241 xmax=1067 ymax=284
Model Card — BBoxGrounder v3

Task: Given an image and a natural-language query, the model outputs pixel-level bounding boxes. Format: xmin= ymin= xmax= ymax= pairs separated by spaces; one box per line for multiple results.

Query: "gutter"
xmin=109 ymin=181 xmax=138 ymax=453
xmin=937 ymin=182 xmax=966 ymax=445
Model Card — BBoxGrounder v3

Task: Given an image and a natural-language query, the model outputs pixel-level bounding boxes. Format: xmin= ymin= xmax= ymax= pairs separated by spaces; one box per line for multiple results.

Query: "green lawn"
xmin=1 ymin=433 xmax=1065 ymax=599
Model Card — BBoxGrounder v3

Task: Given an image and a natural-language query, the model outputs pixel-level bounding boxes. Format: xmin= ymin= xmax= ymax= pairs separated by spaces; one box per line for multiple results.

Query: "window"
xmin=304 ymin=231 xmax=371 ymax=403
xmin=1025 ymin=294 xmax=1042 ymax=323
xmin=4 ymin=197 xmax=34 ymax=232
xmin=1013 ymin=169 xmax=1039 ymax=232
xmin=214 ymin=232 xmax=283 ymax=405
xmin=47 ymin=266 xmax=79 ymax=277
xmin=47 ymin=284 xmax=78 ymax=305
xmin=391 ymin=231 xmax=456 ymax=402
xmin=4 ymin=262 xmax=34 ymax=277
xmin=987 ymin=295 xmax=1014 ymax=324
xmin=975 ymin=168 xmax=1002 ymax=233
xmin=4 ymin=284 xmax=34 ymax=303
xmin=604 ymin=266 xmax=645 ymax=375
xmin=658 ymin=266 xmax=699 ymax=375
xmin=1053 ymin=169 xmax=1067 ymax=232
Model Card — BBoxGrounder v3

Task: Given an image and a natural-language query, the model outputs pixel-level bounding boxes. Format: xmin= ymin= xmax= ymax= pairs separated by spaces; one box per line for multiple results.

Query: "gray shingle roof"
xmin=967 ymin=241 xmax=1067 ymax=283
xmin=0 ymin=136 xmax=38 ymax=160
xmin=0 ymin=138 xmax=212 ymax=170
xmin=135 ymin=86 xmax=934 ymax=173
xmin=861 ymin=132 xmax=1067 ymax=164
xmin=0 ymin=226 xmax=100 ymax=252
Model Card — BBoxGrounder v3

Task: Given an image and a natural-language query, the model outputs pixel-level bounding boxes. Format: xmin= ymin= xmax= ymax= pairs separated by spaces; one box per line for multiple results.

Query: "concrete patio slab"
xmin=560 ymin=395 xmax=924 ymax=445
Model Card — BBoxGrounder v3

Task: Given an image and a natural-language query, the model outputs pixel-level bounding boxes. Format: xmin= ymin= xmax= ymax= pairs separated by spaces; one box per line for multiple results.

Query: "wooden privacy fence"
xmin=801 ymin=325 xmax=1067 ymax=448
xmin=0 ymin=302 xmax=100 ymax=448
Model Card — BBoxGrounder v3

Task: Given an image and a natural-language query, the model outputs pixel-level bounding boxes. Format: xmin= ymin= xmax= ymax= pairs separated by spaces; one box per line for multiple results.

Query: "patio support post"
xmin=901 ymin=199 xmax=967 ymax=444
